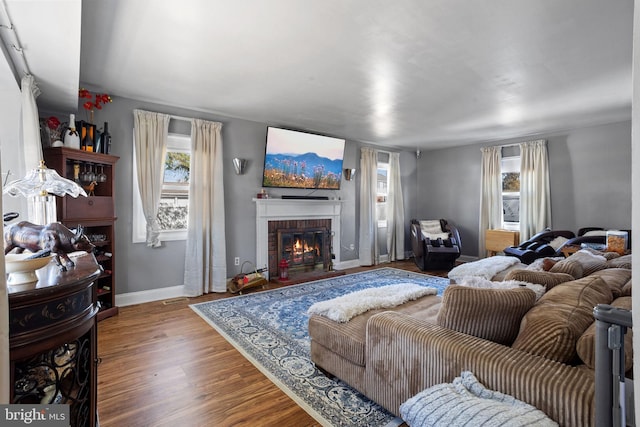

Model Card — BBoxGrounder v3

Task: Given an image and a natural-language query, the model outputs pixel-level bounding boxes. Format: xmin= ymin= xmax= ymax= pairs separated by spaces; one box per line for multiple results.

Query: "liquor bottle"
xmin=101 ymin=122 xmax=111 ymax=154
xmin=82 ymin=123 xmax=94 ymax=152
xmin=63 ymin=114 xmax=80 ymax=150
xmin=73 ymin=162 xmax=81 ymax=184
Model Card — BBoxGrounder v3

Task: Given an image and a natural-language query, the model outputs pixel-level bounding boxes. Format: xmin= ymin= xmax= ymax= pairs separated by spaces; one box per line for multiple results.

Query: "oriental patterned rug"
xmin=190 ymin=267 xmax=449 ymax=427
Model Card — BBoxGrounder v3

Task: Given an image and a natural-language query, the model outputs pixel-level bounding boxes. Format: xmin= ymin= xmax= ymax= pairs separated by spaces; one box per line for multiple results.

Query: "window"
xmin=133 ymin=133 xmax=191 ymax=242
xmin=501 ymin=156 xmax=520 ymax=230
xmin=376 ymin=160 xmax=389 ymax=228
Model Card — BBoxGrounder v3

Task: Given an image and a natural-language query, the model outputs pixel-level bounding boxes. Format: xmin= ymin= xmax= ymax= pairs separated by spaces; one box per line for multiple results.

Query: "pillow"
xmin=548 ymin=236 xmax=569 ymax=250
xmin=549 ymin=250 xmax=607 ymax=278
xmin=436 ymin=285 xmax=536 ymax=345
xmin=576 ymin=297 xmax=632 ymax=372
xmin=399 ymin=371 xmax=558 ymax=427
xmin=526 ymin=257 xmax=563 ymax=272
xmin=512 ymin=276 xmax=613 ymax=363
xmin=419 ymin=220 xmax=449 ymax=240
xmin=622 ymin=279 xmax=632 ymax=297
xmin=588 ymin=268 xmax=632 ymax=299
xmin=607 ymin=254 xmax=632 ymax=269
xmin=548 ymin=258 xmax=583 ymax=279
xmin=503 ymin=269 xmax=574 ymax=291
xmin=583 ymin=230 xmax=607 ymax=237
xmin=457 ymin=275 xmax=545 ymax=300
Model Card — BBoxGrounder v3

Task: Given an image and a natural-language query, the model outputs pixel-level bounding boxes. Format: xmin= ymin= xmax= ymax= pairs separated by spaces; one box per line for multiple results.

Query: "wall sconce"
xmin=233 ymin=158 xmax=247 ymax=175
xmin=343 ymin=168 xmax=356 ymax=181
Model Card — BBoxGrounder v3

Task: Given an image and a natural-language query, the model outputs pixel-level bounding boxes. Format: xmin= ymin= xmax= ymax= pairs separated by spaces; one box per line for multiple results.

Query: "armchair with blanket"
xmin=410 ymin=219 xmax=461 ymax=271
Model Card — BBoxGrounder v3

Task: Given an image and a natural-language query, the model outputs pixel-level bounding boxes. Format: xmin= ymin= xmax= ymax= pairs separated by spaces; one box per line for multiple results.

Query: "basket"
xmin=227 ymin=261 xmax=268 ymax=294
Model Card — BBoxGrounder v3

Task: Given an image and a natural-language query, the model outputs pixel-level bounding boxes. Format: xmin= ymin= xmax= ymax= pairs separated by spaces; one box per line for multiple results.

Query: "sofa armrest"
xmin=364 ymin=312 xmax=594 ymax=427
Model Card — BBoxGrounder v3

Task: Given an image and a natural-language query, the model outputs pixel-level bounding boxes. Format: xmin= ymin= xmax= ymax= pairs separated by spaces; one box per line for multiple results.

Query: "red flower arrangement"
xmin=79 ymin=88 xmax=112 ymax=122
xmin=46 ymin=116 xmax=61 ymax=131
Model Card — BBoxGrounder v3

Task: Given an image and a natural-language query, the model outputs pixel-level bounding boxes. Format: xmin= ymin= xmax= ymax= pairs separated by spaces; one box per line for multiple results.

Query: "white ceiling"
xmin=6 ymin=0 xmax=635 ymax=150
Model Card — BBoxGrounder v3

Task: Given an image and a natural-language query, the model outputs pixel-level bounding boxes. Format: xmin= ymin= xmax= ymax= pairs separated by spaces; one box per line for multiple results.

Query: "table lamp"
xmin=3 ymin=160 xmax=87 ymax=225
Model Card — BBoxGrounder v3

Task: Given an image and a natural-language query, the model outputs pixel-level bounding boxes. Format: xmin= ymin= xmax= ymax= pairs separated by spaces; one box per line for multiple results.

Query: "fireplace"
xmin=254 ymin=198 xmax=342 ymax=281
xmin=271 ymin=220 xmax=331 ymax=277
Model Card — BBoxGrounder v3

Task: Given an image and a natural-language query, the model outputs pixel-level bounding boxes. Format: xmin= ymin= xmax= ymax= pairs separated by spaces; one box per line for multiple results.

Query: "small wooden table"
xmin=485 ymin=229 xmax=520 ymax=257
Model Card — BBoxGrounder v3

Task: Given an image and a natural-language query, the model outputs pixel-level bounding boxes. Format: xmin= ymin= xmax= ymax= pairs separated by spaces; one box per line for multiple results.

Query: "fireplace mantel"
xmin=253 ymin=198 xmax=342 ymax=280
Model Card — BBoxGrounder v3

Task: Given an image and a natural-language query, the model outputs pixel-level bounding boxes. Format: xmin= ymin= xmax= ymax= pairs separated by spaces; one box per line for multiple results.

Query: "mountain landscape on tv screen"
xmin=263 ymin=152 xmax=343 ymax=189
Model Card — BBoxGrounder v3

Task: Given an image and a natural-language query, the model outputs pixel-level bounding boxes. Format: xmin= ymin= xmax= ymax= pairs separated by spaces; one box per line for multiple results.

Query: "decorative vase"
xmin=62 ymin=114 xmax=80 ymax=150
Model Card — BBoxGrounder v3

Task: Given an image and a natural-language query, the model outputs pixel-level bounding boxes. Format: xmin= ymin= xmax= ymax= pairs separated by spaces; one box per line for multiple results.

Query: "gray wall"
xmin=42 ymin=94 xmax=629 ymax=294
xmin=56 ymin=95 xmax=417 ymax=294
xmin=416 ymin=120 xmax=632 ymax=257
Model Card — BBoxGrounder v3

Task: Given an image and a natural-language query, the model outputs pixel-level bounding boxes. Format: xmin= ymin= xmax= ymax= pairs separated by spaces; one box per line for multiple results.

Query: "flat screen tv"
xmin=262 ymin=126 xmax=345 ymax=190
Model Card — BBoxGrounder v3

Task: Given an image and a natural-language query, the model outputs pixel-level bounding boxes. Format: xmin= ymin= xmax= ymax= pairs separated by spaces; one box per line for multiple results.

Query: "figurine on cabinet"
xmin=4 ymin=221 xmax=95 ymax=271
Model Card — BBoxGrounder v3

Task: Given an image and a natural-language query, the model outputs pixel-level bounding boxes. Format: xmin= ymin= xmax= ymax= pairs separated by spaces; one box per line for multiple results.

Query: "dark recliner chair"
xmin=503 ymin=229 xmax=575 ymax=264
xmin=503 ymin=227 xmax=632 ymax=264
xmin=410 ymin=219 xmax=461 ymax=271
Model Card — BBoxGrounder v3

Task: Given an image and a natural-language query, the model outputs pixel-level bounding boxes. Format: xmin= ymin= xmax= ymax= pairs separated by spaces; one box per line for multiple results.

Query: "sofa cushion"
xmin=548 ymin=258 xmax=583 ymax=278
xmin=607 ymin=254 xmax=632 ymax=269
xmin=549 ymin=250 xmax=608 ymax=278
xmin=576 ymin=297 xmax=632 ymax=372
xmin=622 ymin=279 xmax=632 ymax=297
xmin=512 ymin=276 xmax=613 ymax=363
xmin=308 ymin=295 xmax=441 ymax=366
xmin=587 ymin=268 xmax=632 ymax=299
xmin=503 ymin=269 xmax=574 ymax=291
xmin=436 ymin=285 xmax=536 ymax=345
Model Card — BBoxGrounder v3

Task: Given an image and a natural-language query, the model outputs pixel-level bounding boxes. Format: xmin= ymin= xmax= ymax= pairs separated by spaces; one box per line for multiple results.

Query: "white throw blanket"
xmin=307 ymin=283 xmax=437 ymax=323
xmin=400 ymin=371 xmax=558 ymax=426
xmin=448 ymin=256 xmax=519 ymax=283
xmin=457 ymin=276 xmax=546 ymax=300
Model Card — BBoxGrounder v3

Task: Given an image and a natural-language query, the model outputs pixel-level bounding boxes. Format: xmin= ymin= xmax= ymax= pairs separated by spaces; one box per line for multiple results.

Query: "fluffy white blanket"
xmin=448 ymin=256 xmax=519 ymax=283
xmin=400 ymin=371 xmax=558 ymax=426
xmin=458 ymin=275 xmax=546 ymax=300
xmin=307 ymin=283 xmax=437 ymax=323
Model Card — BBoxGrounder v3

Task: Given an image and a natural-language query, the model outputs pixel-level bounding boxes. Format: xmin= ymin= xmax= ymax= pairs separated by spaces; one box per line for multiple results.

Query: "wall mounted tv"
xmin=262 ymin=126 xmax=345 ymax=190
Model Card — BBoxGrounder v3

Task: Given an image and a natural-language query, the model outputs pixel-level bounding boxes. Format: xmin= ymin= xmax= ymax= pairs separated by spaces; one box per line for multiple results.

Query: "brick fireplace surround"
xmin=254 ymin=198 xmax=342 ymax=281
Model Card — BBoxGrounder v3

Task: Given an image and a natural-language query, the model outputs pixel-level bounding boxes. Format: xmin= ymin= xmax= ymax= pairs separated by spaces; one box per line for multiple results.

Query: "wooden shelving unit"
xmin=44 ymin=147 xmax=120 ymax=320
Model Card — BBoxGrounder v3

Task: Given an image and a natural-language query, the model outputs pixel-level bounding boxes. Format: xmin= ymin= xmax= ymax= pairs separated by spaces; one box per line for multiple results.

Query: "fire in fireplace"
xmin=267 ymin=219 xmax=333 ymax=280
xmin=277 ymin=227 xmax=331 ymax=276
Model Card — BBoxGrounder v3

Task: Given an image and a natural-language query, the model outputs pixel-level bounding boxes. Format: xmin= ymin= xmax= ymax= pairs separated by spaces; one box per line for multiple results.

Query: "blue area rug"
xmin=190 ymin=267 xmax=449 ymax=427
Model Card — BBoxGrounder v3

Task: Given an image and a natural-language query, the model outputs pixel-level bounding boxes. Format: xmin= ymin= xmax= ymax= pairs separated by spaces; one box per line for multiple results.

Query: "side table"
xmin=485 ymin=229 xmax=520 ymax=257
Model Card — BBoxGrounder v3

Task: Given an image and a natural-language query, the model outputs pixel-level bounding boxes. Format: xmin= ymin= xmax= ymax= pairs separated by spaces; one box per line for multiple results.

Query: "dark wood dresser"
xmin=8 ymin=253 xmax=102 ymax=427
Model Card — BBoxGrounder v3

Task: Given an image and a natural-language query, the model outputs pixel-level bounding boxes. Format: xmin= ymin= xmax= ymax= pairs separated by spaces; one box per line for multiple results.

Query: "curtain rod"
xmin=0 ymin=0 xmax=32 ymax=80
xmin=169 ymin=114 xmax=192 ymax=122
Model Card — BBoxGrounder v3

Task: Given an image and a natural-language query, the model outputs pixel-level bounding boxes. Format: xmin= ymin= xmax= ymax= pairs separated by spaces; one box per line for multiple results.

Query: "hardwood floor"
xmin=96 ymin=260 xmax=449 ymax=427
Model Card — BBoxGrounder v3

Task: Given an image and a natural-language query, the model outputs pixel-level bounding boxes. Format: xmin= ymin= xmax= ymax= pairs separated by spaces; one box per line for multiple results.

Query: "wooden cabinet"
xmin=43 ymin=147 xmax=120 ymax=320
xmin=485 ymin=229 xmax=520 ymax=257
xmin=9 ymin=253 xmax=102 ymax=427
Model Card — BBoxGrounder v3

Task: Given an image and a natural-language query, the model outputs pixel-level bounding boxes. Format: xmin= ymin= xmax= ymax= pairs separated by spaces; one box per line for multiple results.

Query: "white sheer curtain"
xmin=133 ymin=109 xmax=170 ymax=247
xmin=183 ymin=119 xmax=227 ymax=295
xmin=479 ymin=146 xmax=503 ymax=257
xmin=386 ymin=152 xmax=405 ymax=261
xmin=358 ymin=147 xmax=378 ymax=266
xmin=1 ymin=75 xmax=43 ymax=402
xmin=519 ymin=140 xmax=551 ymax=241
xmin=21 ymin=75 xmax=42 ymax=170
